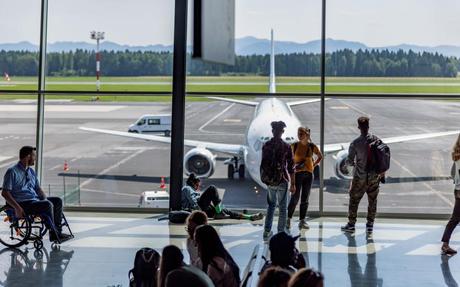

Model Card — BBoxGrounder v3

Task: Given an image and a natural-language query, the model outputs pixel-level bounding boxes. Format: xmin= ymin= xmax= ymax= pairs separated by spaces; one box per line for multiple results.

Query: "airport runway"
xmin=0 ymin=98 xmax=458 ymax=215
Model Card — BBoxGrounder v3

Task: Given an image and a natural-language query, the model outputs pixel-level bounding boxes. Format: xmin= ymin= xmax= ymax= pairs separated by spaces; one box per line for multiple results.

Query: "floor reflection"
xmin=345 ymin=233 xmax=383 ymax=287
xmin=0 ymin=247 xmax=73 ymax=287
xmin=441 ymin=255 xmax=458 ymax=287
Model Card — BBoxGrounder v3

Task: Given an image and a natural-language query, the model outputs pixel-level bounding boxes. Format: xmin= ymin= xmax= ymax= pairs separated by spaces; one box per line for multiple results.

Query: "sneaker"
xmin=442 ymin=245 xmax=458 ymax=256
xmin=50 ymin=232 xmax=72 ymax=243
xmin=263 ymin=230 xmax=273 ymax=241
xmin=341 ymin=223 xmax=355 ymax=233
xmin=287 ymin=218 xmax=291 ymax=229
xmin=298 ymin=219 xmax=310 ymax=230
xmin=366 ymin=222 xmax=374 ymax=233
xmin=250 ymin=213 xmax=264 ymax=221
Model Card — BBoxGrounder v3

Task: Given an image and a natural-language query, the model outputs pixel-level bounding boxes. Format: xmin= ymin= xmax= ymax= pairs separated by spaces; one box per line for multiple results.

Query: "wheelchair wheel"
xmin=0 ymin=210 xmax=31 ymax=248
xmin=33 ymin=239 xmax=43 ymax=250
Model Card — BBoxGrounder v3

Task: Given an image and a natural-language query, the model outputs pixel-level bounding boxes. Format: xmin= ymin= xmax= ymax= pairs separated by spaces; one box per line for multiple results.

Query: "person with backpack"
xmin=181 ymin=173 xmax=264 ymax=221
xmin=129 ymin=247 xmax=160 ymax=287
xmin=341 ymin=116 xmax=388 ymax=234
xmin=260 ymin=121 xmax=296 ymax=241
xmin=440 ymin=134 xmax=460 ymax=255
xmin=287 ymin=127 xmax=323 ymax=230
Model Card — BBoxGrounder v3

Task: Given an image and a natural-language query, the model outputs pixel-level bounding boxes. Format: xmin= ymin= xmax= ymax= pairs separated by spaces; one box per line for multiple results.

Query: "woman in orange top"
xmin=287 ymin=127 xmax=323 ymax=229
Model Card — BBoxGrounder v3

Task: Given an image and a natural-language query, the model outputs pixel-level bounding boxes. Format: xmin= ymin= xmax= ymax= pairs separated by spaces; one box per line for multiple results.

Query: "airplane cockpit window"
xmin=254 ymin=136 xmax=271 ymax=151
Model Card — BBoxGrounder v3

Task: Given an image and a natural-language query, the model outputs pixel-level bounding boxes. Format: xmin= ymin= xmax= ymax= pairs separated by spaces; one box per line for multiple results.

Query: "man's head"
xmin=271 ymin=121 xmax=286 ymax=138
xmin=269 ymin=232 xmax=300 ymax=267
xmin=19 ymin=146 xmax=36 ymax=166
xmin=357 ymin=116 xmax=369 ymax=134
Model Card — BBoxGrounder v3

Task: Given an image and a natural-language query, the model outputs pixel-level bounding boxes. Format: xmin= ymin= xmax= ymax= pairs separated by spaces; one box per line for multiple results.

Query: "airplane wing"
xmin=324 ymin=130 xmax=460 ymax=154
xmin=79 ymin=127 xmax=244 ymax=155
xmin=207 ymin=97 xmax=258 ymax=106
xmin=287 ymin=98 xmax=329 ymax=107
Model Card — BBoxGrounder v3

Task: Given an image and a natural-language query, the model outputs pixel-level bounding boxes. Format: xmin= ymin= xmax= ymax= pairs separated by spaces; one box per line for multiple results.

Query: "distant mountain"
xmin=1 ymin=38 xmax=460 ymax=58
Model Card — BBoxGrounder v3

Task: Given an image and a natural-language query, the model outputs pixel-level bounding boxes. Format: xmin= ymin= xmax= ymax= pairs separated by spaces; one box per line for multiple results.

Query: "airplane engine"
xmin=184 ymin=148 xmax=216 ymax=178
xmin=334 ymin=150 xmax=354 ymax=180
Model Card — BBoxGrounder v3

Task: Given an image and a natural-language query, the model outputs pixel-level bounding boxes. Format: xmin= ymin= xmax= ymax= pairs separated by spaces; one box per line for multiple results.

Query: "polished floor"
xmin=0 ymin=213 xmax=459 ymax=286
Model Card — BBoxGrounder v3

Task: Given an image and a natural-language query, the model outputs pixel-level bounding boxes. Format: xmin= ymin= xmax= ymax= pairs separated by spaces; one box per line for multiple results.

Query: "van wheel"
xmin=165 ymin=130 xmax=171 ymax=137
xmin=238 ymin=164 xmax=245 ymax=179
xmin=228 ymin=165 xmax=234 ymax=179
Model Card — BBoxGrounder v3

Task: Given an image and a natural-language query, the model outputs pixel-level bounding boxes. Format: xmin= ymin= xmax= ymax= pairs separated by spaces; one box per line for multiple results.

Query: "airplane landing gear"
xmin=227 ymin=157 xmax=245 ymax=179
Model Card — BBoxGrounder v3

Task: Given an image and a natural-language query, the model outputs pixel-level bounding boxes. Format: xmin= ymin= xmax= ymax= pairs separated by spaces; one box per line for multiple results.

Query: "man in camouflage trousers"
xmin=341 ymin=117 xmax=384 ymax=233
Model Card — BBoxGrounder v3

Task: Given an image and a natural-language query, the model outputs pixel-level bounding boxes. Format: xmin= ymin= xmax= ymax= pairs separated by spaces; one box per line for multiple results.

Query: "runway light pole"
xmin=90 ymin=31 xmax=105 ymax=91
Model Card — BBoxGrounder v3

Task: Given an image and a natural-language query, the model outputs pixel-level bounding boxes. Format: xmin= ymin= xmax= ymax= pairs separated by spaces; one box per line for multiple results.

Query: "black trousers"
xmin=19 ymin=197 xmax=63 ymax=233
xmin=442 ymin=197 xmax=460 ymax=243
xmin=288 ymin=171 xmax=313 ymax=220
xmin=197 ymin=185 xmax=241 ymax=219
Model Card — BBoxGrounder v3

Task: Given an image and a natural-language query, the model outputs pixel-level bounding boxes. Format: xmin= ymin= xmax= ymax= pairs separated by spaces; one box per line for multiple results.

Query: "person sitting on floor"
xmin=261 ymin=232 xmax=306 ymax=275
xmin=158 ymin=245 xmax=186 ymax=287
xmin=1 ymin=146 xmax=72 ymax=242
xmin=288 ymin=268 xmax=324 ymax=287
xmin=195 ymin=224 xmax=240 ymax=287
xmin=258 ymin=266 xmax=292 ymax=287
xmin=181 ymin=173 xmax=264 ymax=221
xmin=186 ymin=211 xmax=208 ymax=269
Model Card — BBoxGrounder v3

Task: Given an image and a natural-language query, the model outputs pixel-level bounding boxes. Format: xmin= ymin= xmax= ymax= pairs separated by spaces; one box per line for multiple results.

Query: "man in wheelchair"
xmin=1 ymin=146 xmax=72 ymax=242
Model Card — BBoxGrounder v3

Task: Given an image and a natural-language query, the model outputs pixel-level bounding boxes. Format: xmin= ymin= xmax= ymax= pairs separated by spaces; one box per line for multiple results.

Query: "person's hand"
xmin=290 ymin=184 xmax=296 ymax=194
xmin=14 ymin=206 xmax=25 ymax=218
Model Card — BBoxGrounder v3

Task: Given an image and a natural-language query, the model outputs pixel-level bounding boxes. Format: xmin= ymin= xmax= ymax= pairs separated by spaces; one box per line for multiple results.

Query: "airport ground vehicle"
xmin=128 ymin=114 xmax=171 ymax=136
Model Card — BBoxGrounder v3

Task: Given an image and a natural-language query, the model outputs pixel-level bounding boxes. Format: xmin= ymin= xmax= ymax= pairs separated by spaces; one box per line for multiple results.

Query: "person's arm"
xmin=313 ymin=144 xmax=323 ymax=167
xmin=1 ymin=189 xmax=24 ymax=218
xmin=287 ymin=145 xmax=296 ymax=193
xmin=346 ymin=141 xmax=356 ymax=166
xmin=182 ymin=186 xmax=199 ymax=210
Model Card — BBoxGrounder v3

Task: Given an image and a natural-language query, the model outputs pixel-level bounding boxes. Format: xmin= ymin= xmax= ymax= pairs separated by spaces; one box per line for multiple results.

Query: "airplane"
xmin=80 ymin=30 xmax=460 ymax=188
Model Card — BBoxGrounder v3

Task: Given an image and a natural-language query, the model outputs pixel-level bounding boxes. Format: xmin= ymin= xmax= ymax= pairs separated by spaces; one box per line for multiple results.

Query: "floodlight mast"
xmin=90 ymin=31 xmax=105 ymax=91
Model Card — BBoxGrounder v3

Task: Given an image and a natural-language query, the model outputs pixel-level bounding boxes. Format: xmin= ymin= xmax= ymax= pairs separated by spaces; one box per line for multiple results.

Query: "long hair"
xmin=453 ymin=134 xmax=460 ymax=161
xmin=158 ymin=245 xmax=184 ymax=287
xmin=194 ymin=225 xmax=240 ymax=284
xmin=288 ymin=268 xmax=324 ymax=287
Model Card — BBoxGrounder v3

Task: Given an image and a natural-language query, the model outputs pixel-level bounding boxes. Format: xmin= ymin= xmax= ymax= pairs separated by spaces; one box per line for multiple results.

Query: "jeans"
xmin=264 ymin=182 xmax=288 ymax=233
xmin=442 ymin=197 xmax=460 ymax=243
xmin=19 ymin=197 xmax=63 ymax=233
xmin=288 ymin=171 xmax=313 ymax=220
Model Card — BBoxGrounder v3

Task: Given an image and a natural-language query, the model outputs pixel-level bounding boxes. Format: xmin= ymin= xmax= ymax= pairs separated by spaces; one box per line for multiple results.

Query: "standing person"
xmin=441 ymin=134 xmax=460 ymax=255
xmin=1 ymin=146 xmax=72 ymax=242
xmin=341 ymin=117 xmax=384 ymax=233
xmin=260 ymin=121 xmax=296 ymax=240
xmin=158 ymin=245 xmax=185 ymax=287
xmin=181 ymin=173 xmax=263 ymax=221
xmin=287 ymin=127 xmax=322 ymax=230
xmin=194 ymin=225 xmax=240 ymax=287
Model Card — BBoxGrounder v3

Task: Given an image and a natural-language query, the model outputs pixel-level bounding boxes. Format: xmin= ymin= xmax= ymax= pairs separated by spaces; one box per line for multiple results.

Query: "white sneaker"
xmin=298 ymin=219 xmax=309 ymax=230
xmin=263 ymin=230 xmax=273 ymax=241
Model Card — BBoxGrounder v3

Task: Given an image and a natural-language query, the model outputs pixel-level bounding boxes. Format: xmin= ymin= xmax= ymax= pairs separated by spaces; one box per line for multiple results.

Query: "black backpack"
xmin=260 ymin=141 xmax=284 ymax=186
xmin=367 ymin=137 xmax=391 ymax=174
xmin=129 ymin=248 xmax=160 ymax=287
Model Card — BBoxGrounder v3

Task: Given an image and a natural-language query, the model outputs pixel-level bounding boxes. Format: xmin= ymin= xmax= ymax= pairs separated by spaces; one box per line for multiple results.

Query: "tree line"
xmin=0 ymin=49 xmax=459 ymax=77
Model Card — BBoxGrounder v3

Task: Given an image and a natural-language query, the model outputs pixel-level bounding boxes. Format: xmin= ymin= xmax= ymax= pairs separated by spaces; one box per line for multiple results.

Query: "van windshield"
xmin=137 ymin=118 xmax=146 ymax=126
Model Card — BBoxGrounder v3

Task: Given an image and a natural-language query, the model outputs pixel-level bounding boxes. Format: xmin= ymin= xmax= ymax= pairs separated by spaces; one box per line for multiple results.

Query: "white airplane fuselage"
xmin=244 ymin=97 xmax=301 ymax=187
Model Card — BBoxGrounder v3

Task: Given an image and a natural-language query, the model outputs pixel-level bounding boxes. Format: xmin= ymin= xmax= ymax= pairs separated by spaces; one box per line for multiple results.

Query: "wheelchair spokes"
xmin=0 ymin=210 xmax=31 ymax=248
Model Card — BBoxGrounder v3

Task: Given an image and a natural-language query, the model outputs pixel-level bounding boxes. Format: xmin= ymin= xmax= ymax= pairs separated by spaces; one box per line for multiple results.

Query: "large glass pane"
xmin=42 ymin=94 xmax=171 ymax=207
xmin=0 ymin=1 xmax=40 ymax=91
xmin=46 ymin=0 xmax=174 ymax=93
xmin=324 ymin=97 xmax=458 ymax=214
xmin=184 ymin=95 xmax=322 ymax=216
xmin=326 ymin=0 xmax=460 ymax=94
xmin=187 ymin=0 xmax=321 ymax=94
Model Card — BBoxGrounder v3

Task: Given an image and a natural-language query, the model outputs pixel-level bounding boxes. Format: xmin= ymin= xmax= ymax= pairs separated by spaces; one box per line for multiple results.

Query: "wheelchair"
xmin=0 ymin=204 xmax=74 ymax=251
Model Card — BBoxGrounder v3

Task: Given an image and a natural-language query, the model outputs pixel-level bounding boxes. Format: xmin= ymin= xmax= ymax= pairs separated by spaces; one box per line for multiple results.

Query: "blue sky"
xmin=2 ymin=0 xmax=460 ymax=47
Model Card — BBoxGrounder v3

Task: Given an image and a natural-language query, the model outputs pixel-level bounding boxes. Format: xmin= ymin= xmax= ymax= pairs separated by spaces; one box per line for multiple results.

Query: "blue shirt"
xmin=181 ymin=185 xmax=200 ymax=210
xmin=2 ymin=162 xmax=40 ymax=202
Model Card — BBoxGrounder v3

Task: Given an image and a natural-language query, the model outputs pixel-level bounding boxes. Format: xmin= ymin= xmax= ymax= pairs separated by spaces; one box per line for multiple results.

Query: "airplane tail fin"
xmin=269 ymin=29 xmax=276 ymax=93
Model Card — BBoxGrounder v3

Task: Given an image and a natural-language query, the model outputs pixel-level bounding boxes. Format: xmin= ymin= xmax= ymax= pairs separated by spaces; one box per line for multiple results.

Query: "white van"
xmin=138 ymin=190 xmax=169 ymax=208
xmin=128 ymin=114 xmax=172 ymax=136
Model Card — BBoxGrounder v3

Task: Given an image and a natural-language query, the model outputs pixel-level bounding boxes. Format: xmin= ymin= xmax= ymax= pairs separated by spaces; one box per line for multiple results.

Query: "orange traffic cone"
xmin=63 ymin=161 xmax=69 ymax=172
xmin=160 ymin=177 xmax=166 ymax=189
